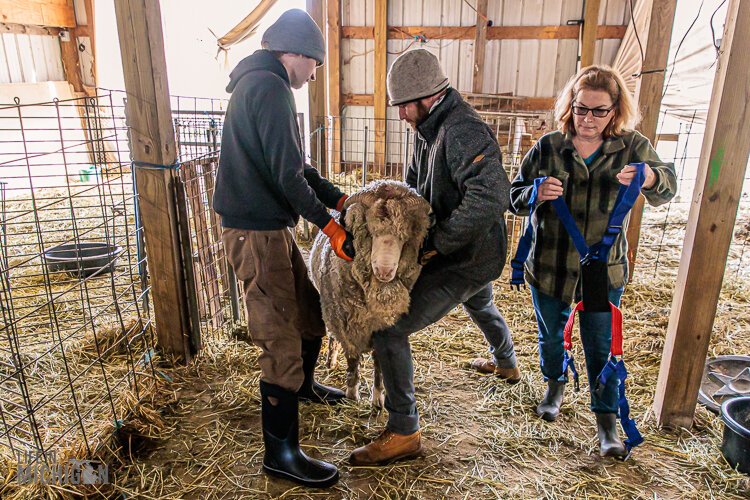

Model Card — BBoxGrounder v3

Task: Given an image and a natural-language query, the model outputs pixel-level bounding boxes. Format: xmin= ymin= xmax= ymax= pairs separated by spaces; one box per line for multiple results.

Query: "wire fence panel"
xmin=2 ymin=87 xmax=747 ymax=470
xmin=642 ymin=109 xmax=750 ymax=279
xmin=171 ymin=96 xmax=245 ymax=344
xmin=0 ymin=91 xmax=157 ymax=462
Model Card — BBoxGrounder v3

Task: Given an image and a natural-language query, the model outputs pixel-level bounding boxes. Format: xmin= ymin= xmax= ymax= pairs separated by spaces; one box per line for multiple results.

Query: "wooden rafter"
xmin=343 ymin=93 xmax=555 ymax=111
xmin=341 ymin=24 xmax=626 ymax=40
xmin=0 ymin=0 xmax=75 ymax=28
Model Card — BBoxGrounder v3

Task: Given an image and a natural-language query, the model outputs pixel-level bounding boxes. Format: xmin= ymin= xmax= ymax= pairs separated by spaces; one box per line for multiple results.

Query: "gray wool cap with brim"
xmin=261 ymin=9 xmax=326 ymax=66
xmin=387 ymin=49 xmax=450 ymax=105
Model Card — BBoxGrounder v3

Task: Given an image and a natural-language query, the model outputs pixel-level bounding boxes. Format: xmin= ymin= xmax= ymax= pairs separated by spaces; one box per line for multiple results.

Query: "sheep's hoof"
xmin=346 ymin=385 xmax=360 ymax=400
xmin=371 ymin=388 xmax=385 ymax=409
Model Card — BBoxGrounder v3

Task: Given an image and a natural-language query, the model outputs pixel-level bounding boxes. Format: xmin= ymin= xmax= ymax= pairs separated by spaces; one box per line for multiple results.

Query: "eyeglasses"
xmin=571 ymin=103 xmax=615 ymax=118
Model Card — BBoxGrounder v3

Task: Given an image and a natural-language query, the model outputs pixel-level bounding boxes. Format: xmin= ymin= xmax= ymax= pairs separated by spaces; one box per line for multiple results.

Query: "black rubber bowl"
xmin=721 ymin=396 xmax=750 ymax=474
xmin=43 ymin=242 xmax=123 ymax=279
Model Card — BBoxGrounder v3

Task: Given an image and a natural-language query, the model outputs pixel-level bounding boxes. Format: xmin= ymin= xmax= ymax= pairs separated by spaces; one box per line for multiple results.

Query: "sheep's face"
xmin=370 ymin=233 xmax=404 ymax=282
xmin=344 ymin=180 xmax=432 ymax=290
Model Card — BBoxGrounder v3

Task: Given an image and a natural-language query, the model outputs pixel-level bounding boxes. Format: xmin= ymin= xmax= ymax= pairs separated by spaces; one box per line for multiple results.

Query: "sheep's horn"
xmin=403 ymin=195 xmax=431 ymax=211
xmin=343 ymin=191 xmax=379 ymax=208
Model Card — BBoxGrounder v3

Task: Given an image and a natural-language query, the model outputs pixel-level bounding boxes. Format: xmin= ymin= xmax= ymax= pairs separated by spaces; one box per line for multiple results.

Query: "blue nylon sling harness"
xmin=510 ymin=162 xmax=647 ymax=456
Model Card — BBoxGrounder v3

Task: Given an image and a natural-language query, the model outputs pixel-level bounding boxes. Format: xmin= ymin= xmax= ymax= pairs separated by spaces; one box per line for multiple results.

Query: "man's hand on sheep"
xmin=322 ymin=219 xmax=356 ymax=261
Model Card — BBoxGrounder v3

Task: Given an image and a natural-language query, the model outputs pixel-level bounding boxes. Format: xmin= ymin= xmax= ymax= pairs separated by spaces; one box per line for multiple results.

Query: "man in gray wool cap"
xmin=214 ymin=9 xmax=355 ymax=489
xmin=349 ymin=49 xmax=521 ymax=466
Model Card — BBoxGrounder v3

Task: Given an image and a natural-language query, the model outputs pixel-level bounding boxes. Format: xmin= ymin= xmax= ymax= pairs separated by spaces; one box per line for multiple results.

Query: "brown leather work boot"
xmin=349 ymin=429 xmax=422 ymax=466
xmin=469 ymin=358 xmax=522 ymax=384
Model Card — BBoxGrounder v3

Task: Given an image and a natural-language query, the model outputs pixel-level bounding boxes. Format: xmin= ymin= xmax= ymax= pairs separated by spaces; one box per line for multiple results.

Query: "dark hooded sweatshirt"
xmin=214 ymin=50 xmax=343 ymax=230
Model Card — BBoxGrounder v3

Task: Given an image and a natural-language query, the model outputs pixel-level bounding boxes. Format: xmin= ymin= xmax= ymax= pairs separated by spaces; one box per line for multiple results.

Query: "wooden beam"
xmin=654 ymin=0 xmax=750 ymax=429
xmin=114 ymin=0 xmax=193 ymax=363
xmin=341 ymin=24 xmax=626 ymax=40
xmin=60 ymin=33 xmax=84 ymax=92
xmin=343 ymin=93 xmax=374 ymax=106
xmin=580 ymin=0 xmax=601 ymax=68
xmin=342 ymin=25 xmax=473 ymax=39
xmin=307 ymin=0 xmax=327 ymax=175
xmin=327 ymin=0 xmax=342 ymax=173
xmin=489 ymin=24 xmax=624 ymax=40
xmin=626 ymin=0 xmax=678 ymax=278
xmin=374 ymin=0 xmax=387 ymax=170
xmin=0 ymin=0 xmax=76 ymax=28
xmin=0 ymin=22 xmax=61 ymax=35
xmin=82 ymin=0 xmax=96 ymax=86
xmin=472 ymin=0 xmax=489 ymax=94
xmin=59 ymin=0 xmax=96 ymax=93
xmin=343 ymin=93 xmax=555 ymax=111
xmin=656 ymin=133 xmax=679 ymax=143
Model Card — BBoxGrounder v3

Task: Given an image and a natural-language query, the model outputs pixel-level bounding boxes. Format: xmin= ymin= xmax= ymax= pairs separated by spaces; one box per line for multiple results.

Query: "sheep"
xmin=309 ymin=179 xmax=431 ymax=407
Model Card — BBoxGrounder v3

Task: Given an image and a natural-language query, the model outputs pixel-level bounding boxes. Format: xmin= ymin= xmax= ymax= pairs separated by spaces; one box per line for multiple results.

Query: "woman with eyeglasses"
xmin=509 ymin=65 xmax=676 ymax=457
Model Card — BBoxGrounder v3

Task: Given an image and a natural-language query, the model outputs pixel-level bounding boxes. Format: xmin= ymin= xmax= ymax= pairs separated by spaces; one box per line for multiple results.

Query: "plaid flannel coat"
xmin=510 ymin=130 xmax=677 ymax=303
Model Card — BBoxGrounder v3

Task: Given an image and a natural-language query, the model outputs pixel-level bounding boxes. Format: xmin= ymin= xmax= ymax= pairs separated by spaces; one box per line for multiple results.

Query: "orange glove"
xmin=322 ymin=219 xmax=355 ymax=261
xmin=336 ymin=194 xmax=348 ymax=212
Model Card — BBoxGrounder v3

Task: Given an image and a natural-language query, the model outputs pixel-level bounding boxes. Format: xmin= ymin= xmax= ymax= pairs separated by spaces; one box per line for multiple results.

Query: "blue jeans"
xmin=530 ymin=285 xmax=623 ymax=413
xmin=372 ymin=268 xmax=517 ymax=434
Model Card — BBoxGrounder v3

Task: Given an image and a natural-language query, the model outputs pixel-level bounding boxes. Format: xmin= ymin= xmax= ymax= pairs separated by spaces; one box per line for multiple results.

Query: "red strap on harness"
xmin=563 ymin=302 xmax=623 ymax=356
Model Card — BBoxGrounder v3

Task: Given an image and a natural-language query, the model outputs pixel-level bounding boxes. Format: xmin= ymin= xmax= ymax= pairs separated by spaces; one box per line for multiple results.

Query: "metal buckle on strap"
xmin=605 ymin=225 xmax=623 ymax=236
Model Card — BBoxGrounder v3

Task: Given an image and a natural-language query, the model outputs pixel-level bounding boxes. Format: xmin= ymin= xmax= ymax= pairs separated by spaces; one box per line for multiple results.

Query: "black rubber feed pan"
xmin=698 ymin=356 xmax=750 ymax=414
xmin=43 ymin=242 xmax=123 ymax=278
xmin=721 ymin=396 xmax=750 ymax=474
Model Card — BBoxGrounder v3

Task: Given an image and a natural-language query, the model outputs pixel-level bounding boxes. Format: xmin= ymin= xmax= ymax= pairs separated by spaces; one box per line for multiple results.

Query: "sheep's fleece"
xmin=309 ymin=180 xmax=431 ymax=360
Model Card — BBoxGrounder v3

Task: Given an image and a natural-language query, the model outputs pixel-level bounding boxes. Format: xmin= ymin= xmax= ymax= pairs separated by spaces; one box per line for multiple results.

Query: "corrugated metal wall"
xmin=0 ymin=34 xmax=64 ymax=84
xmin=339 ymin=0 xmax=630 ymax=164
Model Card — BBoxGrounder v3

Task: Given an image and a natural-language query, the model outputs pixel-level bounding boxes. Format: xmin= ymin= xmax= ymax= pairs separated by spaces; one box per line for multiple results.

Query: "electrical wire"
xmin=662 ymin=0 xmax=705 ymax=98
xmin=628 ymin=0 xmax=645 ymax=77
xmin=462 ymin=0 xmax=490 ymax=23
xmin=709 ymin=0 xmax=728 ymax=66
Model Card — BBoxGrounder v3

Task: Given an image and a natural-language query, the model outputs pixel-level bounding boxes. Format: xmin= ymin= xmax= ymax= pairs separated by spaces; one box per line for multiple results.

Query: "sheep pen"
xmin=3 ymin=97 xmax=749 ymax=499
xmin=97 ymin=206 xmax=750 ymax=499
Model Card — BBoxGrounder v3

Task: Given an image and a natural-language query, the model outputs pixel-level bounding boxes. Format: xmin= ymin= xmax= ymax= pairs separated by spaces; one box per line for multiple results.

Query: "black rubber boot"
xmin=260 ymin=381 xmax=339 ymax=488
xmin=536 ymin=380 xmax=566 ymax=422
xmin=596 ymin=412 xmax=627 ymax=459
xmin=298 ymin=337 xmax=346 ymax=405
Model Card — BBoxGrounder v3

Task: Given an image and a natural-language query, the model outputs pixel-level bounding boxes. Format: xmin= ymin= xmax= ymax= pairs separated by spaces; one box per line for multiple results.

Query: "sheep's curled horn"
xmin=342 ymin=188 xmax=431 ymax=212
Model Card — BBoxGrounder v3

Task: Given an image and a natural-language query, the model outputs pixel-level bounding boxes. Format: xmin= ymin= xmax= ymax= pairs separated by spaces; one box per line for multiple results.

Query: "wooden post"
xmin=653 ymin=0 xmax=750 ymax=428
xmin=60 ymin=36 xmax=84 ymax=92
xmin=626 ymin=0 xmax=678 ymax=277
xmin=114 ymin=0 xmax=193 ymax=363
xmin=307 ymin=0 xmax=327 ymax=175
xmin=472 ymin=0 xmax=489 ymax=93
xmin=580 ymin=0 xmax=601 ymax=68
xmin=374 ymin=0 xmax=387 ymax=174
xmin=82 ymin=0 xmax=96 ymax=87
xmin=327 ymin=0 xmax=342 ymax=174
